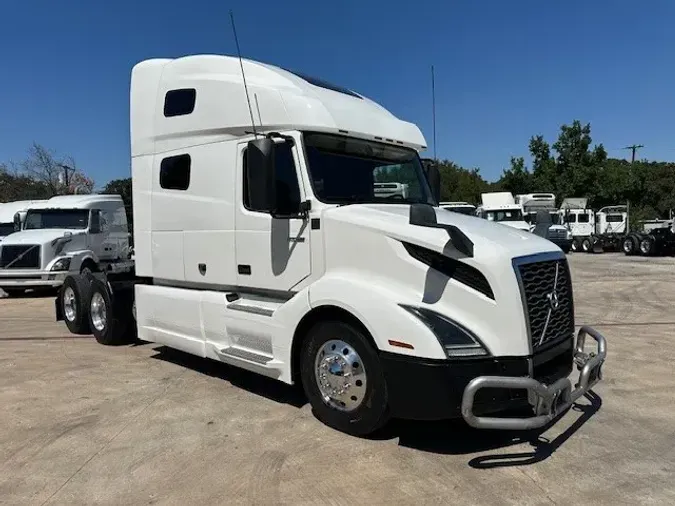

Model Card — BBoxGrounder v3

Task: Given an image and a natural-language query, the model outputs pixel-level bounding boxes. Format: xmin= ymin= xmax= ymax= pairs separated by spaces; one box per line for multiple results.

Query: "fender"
xmin=61 ymin=250 xmax=101 ymax=273
xmin=307 ymin=273 xmax=447 ymax=360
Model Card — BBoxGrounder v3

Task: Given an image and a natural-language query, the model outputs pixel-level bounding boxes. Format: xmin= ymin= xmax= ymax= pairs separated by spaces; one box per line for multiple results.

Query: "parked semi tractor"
xmin=0 ymin=194 xmax=129 ymax=296
xmin=0 ymin=200 xmax=47 ymax=242
xmin=516 ymin=193 xmax=572 ymax=253
xmin=623 ymin=221 xmax=675 ymax=257
xmin=54 ymin=54 xmax=606 ymax=437
xmin=475 ymin=192 xmax=530 ymax=231
xmin=559 ymin=198 xmax=628 ymax=253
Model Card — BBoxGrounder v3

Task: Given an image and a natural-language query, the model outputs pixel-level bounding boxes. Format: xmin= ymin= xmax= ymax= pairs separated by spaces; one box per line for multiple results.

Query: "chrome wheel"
xmin=90 ymin=292 xmax=107 ymax=332
xmin=623 ymin=239 xmax=633 ymax=253
xmin=314 ymin=339 xmax=367 ymax=412
xmin=63 ymin=287 xmax=76 ymax=322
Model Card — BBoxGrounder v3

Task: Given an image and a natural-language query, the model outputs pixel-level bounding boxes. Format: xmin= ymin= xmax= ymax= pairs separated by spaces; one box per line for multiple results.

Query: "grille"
xmin=516 ymin=257 xmax=574 ymax=350
xmin=548 ymin=229 xmax=567 ymax=240
xmin=0 ymin=245 xmax=41 ymax=269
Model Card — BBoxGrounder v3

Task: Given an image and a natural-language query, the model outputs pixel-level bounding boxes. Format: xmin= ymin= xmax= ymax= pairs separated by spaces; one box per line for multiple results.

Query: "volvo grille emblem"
xmin=538 ymin=261 xmax=561 ymax=347
xmin=547 ymin=290 xmax=560 ymax=310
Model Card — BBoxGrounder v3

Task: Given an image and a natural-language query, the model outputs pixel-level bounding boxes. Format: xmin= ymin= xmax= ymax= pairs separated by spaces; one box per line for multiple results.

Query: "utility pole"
xmin=431 ymin=65 xmax=437 ymax=161
xmin=58 ymin=164 xmax=74 ymax=188
xmin=623 ymin=144 xmax=644 ymax=163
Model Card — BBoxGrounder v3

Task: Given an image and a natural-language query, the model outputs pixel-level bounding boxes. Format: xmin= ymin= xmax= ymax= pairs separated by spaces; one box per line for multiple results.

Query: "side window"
xmin=164 ymin=89 xmax=196 ymax=117
xmin=160 ymin=154 xmax=191 ymax=190
xmin=567 ymin=214 xmax=577 ymax=223
xmin=578 ymin=214 xmax=590 ymax=223
xmin=243 ymin=143 xmax=301 ymax=213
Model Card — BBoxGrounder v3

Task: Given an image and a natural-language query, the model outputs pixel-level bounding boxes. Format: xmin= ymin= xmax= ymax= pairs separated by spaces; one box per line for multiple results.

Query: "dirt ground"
xmin=1 ymin=253 xmax=674 ymax=505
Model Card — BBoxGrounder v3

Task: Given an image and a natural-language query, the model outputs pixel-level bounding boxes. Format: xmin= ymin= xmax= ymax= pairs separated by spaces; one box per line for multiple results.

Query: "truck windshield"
xmin=303 ymin=132 xmax=433 ymax=205
xmin=0 ymin=223 xmax=15 ymax=236
xmin=24 ymin=209 xmax=89 ymax=230
xmin=486 ymin=209 xmax=523 ymax=222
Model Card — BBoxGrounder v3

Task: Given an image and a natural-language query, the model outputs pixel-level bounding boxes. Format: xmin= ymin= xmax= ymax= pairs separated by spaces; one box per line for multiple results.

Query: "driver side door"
xmin=234 ymin=139 xmax=311 ymax=292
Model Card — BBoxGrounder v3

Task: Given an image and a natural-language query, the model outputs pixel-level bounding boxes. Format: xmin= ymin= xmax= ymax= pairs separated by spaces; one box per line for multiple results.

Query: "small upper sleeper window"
xmin=163 ymin=88 xmax=196 ymax=117
xmin=160 ymin=154 xmax=191 ymax=190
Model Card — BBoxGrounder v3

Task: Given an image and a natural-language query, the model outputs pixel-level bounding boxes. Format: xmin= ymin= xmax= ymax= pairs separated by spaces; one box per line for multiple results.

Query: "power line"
xmin=622 ymin=144 xmax=644 ymax=163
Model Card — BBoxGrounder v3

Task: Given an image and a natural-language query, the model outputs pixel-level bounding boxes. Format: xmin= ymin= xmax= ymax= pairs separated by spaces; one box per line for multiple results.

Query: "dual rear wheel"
xmin=60 ymin=274 xmax=135 ymax=345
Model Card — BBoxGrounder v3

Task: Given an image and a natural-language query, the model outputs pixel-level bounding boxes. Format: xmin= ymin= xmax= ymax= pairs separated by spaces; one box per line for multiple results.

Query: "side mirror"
xmin=422 ymin=161 xmax=441 ymax=204
xmin=13 ymin=212 xmax=21 ymax=232
xmin=246 ymin=138 xmax=277 ymax=214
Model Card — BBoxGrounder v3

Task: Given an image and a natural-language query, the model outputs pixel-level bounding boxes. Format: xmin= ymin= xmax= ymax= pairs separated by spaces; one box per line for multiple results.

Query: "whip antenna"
xmin=229 ymin=10 xmax=258 ymax=137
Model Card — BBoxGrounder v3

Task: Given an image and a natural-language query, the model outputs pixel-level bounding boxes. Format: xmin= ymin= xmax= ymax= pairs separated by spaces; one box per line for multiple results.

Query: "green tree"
xmin=102 ymin=177 xmax=133 ymax=231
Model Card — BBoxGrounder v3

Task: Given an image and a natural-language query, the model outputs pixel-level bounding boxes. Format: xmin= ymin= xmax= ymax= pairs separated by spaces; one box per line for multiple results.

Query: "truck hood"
xmin=0 ymin=229 xmax=85 ymax=246
xmin=322 ymin=204 xmax=557 ymax=261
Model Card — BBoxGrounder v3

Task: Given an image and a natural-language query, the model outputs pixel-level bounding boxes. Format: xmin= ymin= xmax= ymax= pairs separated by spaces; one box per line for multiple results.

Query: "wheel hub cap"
xmin=90 ymin=292 xmax=107 ymax=332
xmin=63 ymin=287 xmax=76 ymax=322
xmin=314 ymin=339 xmax=367 ymax=412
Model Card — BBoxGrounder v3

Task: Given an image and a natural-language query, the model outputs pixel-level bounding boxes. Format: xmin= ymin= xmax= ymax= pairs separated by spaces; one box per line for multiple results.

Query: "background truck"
xmin=515 ymin=193 xmax=573 ymax=253
xmin=0 ymin=194 xmax=130 ymax=296
xmin=0 ymin=200 xmax=47 ymax=242
xmin=373 ymin=182 xmax=409 ymax=200
xmin=559 ymin=198 xmax=628 ymax=253
xmin=622 ymin=221 xmax=675 ymax=257
xmin=475 ymin=192 xmax=531 ymax=231
xmin=438 ymin=201 xmax=477 ymax=216
xmin=54 ymin=54 xmax=605 ymax=437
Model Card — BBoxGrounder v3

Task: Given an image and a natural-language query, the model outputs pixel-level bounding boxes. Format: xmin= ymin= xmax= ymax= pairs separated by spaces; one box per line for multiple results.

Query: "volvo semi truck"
xmin=53 ymin=54 xmax=606 ymax=437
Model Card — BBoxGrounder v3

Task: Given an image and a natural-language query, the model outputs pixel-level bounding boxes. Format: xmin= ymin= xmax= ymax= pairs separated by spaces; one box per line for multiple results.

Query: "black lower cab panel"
xmin=380 ymin=337 xmax=574 ymax=421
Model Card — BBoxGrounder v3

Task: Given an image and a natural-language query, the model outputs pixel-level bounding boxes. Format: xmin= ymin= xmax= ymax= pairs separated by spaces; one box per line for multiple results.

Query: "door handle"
xmin=198 ymin=263 xmax=207 ymax=275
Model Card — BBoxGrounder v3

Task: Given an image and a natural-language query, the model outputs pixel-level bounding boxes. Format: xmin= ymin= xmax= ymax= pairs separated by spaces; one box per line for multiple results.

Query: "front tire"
xmin=88 ymin=279 xmax=133 ymax=346
xmin=300 ymin=320 xmax=389 ymax=437
xmin=60 ymin=275 xmax=92 ymax=334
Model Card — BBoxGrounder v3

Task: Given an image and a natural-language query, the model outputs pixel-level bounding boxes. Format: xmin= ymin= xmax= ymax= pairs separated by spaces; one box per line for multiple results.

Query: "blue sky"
xmin=1 ymin=0 xmax=674 ymax=186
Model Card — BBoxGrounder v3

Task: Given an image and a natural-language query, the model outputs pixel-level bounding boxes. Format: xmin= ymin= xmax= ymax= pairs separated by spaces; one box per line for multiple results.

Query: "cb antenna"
xmin=431 ymin=65 xmax=437 ymax=161
xmin=229 ymin=10 xmax=258 ymax=138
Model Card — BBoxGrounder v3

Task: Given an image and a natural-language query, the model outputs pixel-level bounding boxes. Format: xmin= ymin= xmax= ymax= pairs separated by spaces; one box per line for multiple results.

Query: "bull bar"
xmin=461 ymin=326 xmax=606 ymax=430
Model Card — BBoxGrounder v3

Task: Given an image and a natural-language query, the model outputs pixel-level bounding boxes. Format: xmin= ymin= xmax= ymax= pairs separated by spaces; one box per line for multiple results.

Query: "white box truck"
xmin=0 ymin=194 xmax=130 ymax=296
xmin=54 ymin=54 xmax=606 ymax=436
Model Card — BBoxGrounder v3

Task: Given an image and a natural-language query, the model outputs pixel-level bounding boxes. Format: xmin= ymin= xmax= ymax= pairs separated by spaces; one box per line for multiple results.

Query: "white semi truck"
xmin=54 ymin=54 xmax=606 ymax=436
xmin=559 ymin=198 xmax=628 ymax=253
xmin=0 ymin=200 xmax=47 ymax=242
xmin=476 ymin=192 xmax=531 ymax=232
xmin=0 ymin=194 xmax=129 ymax=296
xmin=516 ymin=193 xmax=573 ymax=253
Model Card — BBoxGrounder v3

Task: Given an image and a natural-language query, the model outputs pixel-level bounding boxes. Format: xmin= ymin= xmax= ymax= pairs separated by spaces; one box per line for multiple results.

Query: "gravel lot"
xmin=1 ymin=253 xmax=675 ymax=505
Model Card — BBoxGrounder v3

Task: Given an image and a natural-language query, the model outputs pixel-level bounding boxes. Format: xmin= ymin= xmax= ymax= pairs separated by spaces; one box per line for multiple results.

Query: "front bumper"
xmin=0 ymin=269 xmax=68 ymax=288
xmin=461 ymin=326 xmax=606 ymax=430
xmin=380 ymin=334 xmax=575 ymax=421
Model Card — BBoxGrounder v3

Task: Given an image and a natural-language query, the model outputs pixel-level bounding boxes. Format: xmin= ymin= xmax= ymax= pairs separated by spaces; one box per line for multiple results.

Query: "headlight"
xmin=400 ymin=305 xmax=488 ymax=358
xmin=51 ymin=257 xmax=71 ymax=271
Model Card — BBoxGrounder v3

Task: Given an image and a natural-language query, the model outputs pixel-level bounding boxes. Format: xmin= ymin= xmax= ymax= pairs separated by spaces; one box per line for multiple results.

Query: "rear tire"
xmin=60 ymin=275 xmax=92 ymax=335
xmin=88 ymin=278 xmax=133 ymax=346
xmin=639 ymin=236 xmax=655 ymax=256
xmin=300 ymin=320 xmax=389 ymax=437
xmin=581 ymin=237 xmax=593 ymax=253
xmin=622 ymin=235 xmax=637 ymax=256
xmin=571 ymin=238 xmax=580 ymax=252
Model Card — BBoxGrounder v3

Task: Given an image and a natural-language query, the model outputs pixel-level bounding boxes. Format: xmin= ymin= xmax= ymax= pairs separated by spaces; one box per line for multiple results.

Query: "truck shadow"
xmin=150 ymin=346 xmax=307 ymax=408
xmin=382 ymin=390 xmax=602 ymax=467
xmin=150 ymin=346 xmax=602 ymax=466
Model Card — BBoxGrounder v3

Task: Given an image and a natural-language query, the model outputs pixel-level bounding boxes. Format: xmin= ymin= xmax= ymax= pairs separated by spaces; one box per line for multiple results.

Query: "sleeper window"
xmin=160 ymin=154 xmax=191 ymax=190
xmin=243 ymin=143 xmax=301 ymax=213
xmin=164 ymin=89 xmax=196 ymax=117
